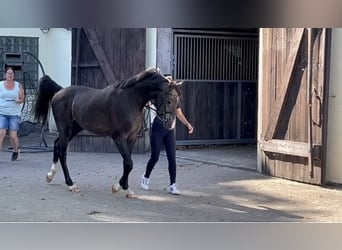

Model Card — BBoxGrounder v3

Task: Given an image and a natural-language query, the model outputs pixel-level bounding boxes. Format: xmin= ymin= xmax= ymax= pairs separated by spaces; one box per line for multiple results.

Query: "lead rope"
xmin=144 ymin=104 xmax=153 ymax=137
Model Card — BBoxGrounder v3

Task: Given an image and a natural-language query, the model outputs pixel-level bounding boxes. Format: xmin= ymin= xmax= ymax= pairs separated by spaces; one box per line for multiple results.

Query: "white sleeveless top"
xmin=0 ymin=81 xmax=23 ymax=116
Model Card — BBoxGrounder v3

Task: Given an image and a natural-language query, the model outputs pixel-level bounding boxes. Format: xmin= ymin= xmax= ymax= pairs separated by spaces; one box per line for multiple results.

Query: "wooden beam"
xmin=260 ymin=139 xmax=322 ymax=160
xmin=260 ymin=139 xmax=309 ymax=158
xmin=83 ymin=28 xmax=118 ymax=85
xmin=264 ymin=28 xmax=305 ymax=141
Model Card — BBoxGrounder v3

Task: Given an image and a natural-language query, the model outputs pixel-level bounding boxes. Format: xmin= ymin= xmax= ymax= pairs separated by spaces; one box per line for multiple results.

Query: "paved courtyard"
xmin=0 ymin=132 xmax=342 ymax=222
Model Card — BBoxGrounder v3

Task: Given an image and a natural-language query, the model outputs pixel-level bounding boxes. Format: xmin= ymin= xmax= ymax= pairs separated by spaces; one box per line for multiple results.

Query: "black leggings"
xmin=144 ymin=118 xmax=176 ymax=185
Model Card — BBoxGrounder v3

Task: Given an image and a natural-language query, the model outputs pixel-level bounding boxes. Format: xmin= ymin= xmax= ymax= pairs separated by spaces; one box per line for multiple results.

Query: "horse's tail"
xmin=34 ymin=75 xmax=63 ymax=123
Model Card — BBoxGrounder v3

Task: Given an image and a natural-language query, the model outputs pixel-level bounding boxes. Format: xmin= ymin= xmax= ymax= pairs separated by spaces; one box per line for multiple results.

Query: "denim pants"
xmin=0 ymin=114 xmax=20 ymax=131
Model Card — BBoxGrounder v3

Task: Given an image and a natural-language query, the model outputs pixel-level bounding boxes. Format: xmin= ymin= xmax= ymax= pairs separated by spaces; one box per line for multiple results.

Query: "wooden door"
xmin=68 ymin=28 xmax=146 ymax=153
xmin=259 ymin=28 xmax=331 ymax=185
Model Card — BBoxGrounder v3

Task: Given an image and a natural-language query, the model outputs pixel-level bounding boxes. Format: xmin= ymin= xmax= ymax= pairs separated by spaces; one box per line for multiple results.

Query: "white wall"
xmin=145 ymin=28 xmax=157 ymax=126
xmin=0 ymin=28 xmax=72 ymax=85
xmin=326 ymin=28 xmax=342 ymax=184
xmin=146 ymin=28 xmax=157 ymax=69
xmin=38 ymin=29 xmax=72 ymax=87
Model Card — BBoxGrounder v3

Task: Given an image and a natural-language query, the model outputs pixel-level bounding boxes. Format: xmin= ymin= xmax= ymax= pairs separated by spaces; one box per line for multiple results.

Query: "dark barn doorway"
xmin=171 ymin=29 xmax=259 ymax=146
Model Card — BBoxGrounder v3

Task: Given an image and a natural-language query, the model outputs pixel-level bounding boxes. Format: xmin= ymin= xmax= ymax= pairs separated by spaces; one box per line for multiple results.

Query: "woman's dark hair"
xmin=5 ymin=67 xmax=14 ymax=73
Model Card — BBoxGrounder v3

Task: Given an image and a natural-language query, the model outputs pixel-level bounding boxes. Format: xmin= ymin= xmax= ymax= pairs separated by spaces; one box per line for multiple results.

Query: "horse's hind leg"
xmin=47 ymin=122 xmax=83 ymax=192
xmin=46 ymin=138 xmax=61 ymax=183
xmin=58 ymin=140 xmax=79 ymax=192
xmin=58 ymin=123 xmax=83 ymax=192
xmin=46 ymin=137 xmax=75 ymax=190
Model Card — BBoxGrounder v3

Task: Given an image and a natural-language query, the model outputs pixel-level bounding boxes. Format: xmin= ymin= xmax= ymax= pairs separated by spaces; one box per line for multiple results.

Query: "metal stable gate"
xmin=173 ymin=30 xmax=258 ymax=81
xmin=172 ymin=29 xmax=259 ymax=145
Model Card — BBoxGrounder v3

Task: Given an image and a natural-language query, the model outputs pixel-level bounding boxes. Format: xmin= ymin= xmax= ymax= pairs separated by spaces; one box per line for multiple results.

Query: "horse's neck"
xmin=121 ymin=89 xmax=148 ymax=111
xmin=127 ymin=87 xmax=161 ymax=109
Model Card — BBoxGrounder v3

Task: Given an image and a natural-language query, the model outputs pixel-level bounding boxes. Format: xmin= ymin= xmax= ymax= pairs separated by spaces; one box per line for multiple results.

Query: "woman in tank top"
xmin=0 ymin=67 xmax=25 ymax=161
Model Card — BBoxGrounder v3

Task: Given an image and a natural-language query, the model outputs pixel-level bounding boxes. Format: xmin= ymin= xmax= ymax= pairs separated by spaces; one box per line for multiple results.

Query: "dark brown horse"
xmin=34 ymin=68 xmax=181 ymax=197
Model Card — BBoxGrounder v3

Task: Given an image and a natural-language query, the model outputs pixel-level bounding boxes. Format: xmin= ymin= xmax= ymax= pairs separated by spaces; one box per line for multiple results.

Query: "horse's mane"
xmin=114 ymin=68 xmax=161 ymax=89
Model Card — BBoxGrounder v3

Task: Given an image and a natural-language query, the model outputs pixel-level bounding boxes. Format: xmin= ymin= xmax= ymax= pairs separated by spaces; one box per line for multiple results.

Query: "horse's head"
xmin=156 ymin=76 xmax=183 ymax=130
xmin=131 ymin=69 xmax=182 ymax=129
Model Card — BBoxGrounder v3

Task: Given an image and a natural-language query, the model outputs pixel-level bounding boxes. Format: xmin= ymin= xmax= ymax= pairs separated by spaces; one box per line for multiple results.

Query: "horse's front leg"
xmin=112 ymin=136 xmax=136 ymax=198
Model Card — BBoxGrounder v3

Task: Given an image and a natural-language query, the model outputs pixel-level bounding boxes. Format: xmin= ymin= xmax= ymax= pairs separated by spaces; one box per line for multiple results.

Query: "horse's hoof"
xmin=126 ymin=189 xmax=136 ymax=198
xmin=112 ymin=183 xmax=121 ymax=193
xmin=69 ymin=184 xmax=80 ymax=193
xmin=46 ymin=173 xmax=53 ymax=183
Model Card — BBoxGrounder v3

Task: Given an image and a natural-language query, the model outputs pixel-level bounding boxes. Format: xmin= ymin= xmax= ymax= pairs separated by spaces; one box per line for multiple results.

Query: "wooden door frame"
xmin=257 ymin=28 xmax=331 ymax=185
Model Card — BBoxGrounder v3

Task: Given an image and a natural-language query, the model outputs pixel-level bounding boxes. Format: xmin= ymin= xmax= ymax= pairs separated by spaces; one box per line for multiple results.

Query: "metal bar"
xmin=180 ymin=36 xmax=183 ymax=79
xmin=208 ymin=38 xmax=211 ymax=80
xmin=237 ymin=81 xmax=242 ymax=139
xmin=203 ymin=38 xmax=207 ymax=80
xmin=196 ymin=37 xmax=199 ymax=80
xmin=173 ymin=32 xmax=258 ymax=82
xmin=251 ymin=39 xmax=255 ymax=80
xmin=189 ymin=37 xmax=193 ymax=79
xmin=173 ymin=29 xmax=258 ymax=38
xmin=228 ymin=39 xmax=231 ymax=80
xmin=215 ymin=38 xmax=218 ymax=79
xmin=218 ymin=39 xmax=224 ymax=80
xmin=204 ymin=38 xmax=207 ymax=80
xmin=247 ymin=39 xmax=251 ymax=80
xmin=186 ymin=37 xmax=189 ymax=79
xmin=253 ymin=39 xmax=258 ymax=80
xmin=234 ymin=39 xmax=237 ymax=80
xmin=189 ymin=37 xmax=192 ymax=80
xmin=240 ymin=39 xmax=243 ymax=80
xmin=173 ymin=35 xmax=178 ymax=78
xmin=226 ymin=39 xmax=230 ymax=80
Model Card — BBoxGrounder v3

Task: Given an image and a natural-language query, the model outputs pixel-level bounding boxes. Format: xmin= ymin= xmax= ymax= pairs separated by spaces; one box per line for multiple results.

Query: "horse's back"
xmin=51 ymin=85 xmax=120 ymax=135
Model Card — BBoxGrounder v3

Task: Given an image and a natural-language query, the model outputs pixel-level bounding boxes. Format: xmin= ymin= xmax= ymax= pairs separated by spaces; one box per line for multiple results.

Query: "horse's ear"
xmin=165 ymin=76 xmax=173 ymax=81
xmin=175 ymin=81 xmax=183 ymax=86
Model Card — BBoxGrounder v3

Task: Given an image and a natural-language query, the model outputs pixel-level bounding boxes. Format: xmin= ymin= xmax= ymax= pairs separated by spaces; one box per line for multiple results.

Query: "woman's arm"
xmin=176 ymin=108 xmax=193 ymax=134
xmin=15 ymin=83 xmax=25 ymax=104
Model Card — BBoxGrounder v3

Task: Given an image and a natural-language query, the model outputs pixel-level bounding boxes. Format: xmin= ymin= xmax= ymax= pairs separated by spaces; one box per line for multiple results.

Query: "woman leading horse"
xmin=34 ymin=68 xmax=180 ymax=198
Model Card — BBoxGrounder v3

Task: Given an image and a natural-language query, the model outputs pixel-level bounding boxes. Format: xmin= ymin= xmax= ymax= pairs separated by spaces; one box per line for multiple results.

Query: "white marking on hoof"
xmin=69 ymin=184 xmax=80 ymax=193
xmin=46 ymin=162 xmax=58 ymax=183
xmin=46 ymin=173 xmax=53 ymax=183
xmin=126 ymin=188 xmax=136 ymax=198
xmin=112 ymin=183 xmax=121 ymax=193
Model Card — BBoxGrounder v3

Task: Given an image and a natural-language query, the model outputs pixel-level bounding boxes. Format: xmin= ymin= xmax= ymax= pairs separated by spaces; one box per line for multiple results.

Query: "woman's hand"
xmin=15 ymin=98 xmax=24 ymax=104
xmin=186 ymin=123 xmax=194 ymax=134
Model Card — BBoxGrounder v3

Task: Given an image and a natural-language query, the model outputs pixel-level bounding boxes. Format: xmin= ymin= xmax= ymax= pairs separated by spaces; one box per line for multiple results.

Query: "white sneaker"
xmin=167 ymin=183 xmax=180 ymax=195
xmin=140 ymin=175 xmax=150 ymax=190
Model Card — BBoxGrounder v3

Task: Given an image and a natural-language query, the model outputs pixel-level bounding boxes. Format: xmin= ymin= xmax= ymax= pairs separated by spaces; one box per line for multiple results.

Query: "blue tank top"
xmin=0 ymin=81 xmax=23 ymax=116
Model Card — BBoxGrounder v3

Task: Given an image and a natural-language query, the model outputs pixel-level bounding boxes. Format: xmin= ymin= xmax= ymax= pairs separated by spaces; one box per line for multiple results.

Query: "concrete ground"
xmin=1 ymin=132 xmax=342 ymax=222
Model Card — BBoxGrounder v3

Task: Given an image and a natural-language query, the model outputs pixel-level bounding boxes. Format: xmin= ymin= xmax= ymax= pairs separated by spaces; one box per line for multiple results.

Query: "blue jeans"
xmin=0 ymin=114 xmax=20 ymax=131
xmin=144 ymin=117 xmax=177 ymax=185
